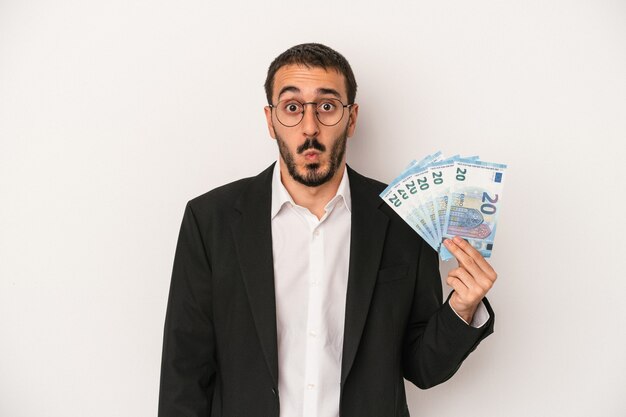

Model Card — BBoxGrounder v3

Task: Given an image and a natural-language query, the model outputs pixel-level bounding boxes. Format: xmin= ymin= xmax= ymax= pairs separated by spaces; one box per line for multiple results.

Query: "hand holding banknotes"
xmin=380 ymin=151 xmax=506 ymax=323
xmin=443 ymin=235 xmax=498 ymax=323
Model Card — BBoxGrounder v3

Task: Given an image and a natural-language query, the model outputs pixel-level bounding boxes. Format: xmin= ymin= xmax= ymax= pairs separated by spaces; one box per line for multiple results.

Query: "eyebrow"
xmin=277 ymin=86 xmax=343 ymax=101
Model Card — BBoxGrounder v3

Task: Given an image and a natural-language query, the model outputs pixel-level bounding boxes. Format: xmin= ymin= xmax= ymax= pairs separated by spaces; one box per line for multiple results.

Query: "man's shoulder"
xmin=190 ymin=175 xmax=254 ymax=205
xmin=186 ymin=163 xmax=274 ymax=215
xmin=347 ymin=165 xmax=388 ymax=195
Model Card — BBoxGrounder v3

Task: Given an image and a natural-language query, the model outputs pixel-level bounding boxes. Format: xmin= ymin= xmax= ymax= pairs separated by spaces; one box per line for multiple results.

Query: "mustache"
xmin=297 ymin=138 xmax=326 ymax=154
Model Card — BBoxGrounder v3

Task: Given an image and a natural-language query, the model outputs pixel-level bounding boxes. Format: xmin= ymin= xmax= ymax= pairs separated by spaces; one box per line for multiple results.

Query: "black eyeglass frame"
xmin=268 ymin=98 xmax=354 ymax=127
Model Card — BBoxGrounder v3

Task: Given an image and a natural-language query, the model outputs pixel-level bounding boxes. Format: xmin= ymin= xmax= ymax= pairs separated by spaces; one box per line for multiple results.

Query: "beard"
xmin=275 ymin=126 xmax=348 ymax=187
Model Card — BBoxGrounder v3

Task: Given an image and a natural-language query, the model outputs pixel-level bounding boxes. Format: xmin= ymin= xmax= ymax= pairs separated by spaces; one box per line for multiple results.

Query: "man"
xmin=158 ymin=43 xmax=497 ymax=417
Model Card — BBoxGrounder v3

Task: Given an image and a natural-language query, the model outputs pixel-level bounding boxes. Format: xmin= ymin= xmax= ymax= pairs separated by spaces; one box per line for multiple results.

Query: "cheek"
xmin=276 ymin=133 xmax=300 ymax=154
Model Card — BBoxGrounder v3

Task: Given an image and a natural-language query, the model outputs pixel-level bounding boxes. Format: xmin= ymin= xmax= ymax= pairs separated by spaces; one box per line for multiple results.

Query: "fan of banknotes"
xmin=380 ymin=151 xmax=507 ymax=261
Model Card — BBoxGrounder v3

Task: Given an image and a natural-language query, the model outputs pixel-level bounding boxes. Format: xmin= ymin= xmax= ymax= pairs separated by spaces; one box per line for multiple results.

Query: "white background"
xmin=1 ymin=1 xmax=625 ymax=416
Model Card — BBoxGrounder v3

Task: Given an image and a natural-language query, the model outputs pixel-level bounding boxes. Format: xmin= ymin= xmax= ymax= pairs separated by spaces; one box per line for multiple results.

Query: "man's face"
xmin=264 ymin=64 xmax=358 ymax=187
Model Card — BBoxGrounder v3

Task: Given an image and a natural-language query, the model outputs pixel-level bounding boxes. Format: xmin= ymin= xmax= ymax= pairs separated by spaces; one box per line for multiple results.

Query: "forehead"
xmin=272 ymin=64 xmax=347 ymax=101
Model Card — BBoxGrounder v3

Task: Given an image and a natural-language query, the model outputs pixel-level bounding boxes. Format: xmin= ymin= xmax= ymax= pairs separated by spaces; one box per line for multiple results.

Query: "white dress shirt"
xmin=271 ymin=162 xmax=351 ymax=417
xmin=270 ymin=162 xmax=488 ymax=417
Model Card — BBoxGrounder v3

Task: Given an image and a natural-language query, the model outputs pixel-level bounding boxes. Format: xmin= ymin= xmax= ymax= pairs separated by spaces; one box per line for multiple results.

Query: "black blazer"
xmin=158 ymin=162 xmax=494 ymax=417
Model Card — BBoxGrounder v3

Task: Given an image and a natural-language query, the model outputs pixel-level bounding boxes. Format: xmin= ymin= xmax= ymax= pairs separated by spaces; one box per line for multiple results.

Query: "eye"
xmin=318 ymin=101 xmax=337 ymax=113
xmin=282 ymin=101 xmax=302 ymax=113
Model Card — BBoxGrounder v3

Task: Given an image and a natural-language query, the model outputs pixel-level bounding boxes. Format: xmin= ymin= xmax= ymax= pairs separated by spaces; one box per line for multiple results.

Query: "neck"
xmin=278 ymin=159 xmax=346 ymax=220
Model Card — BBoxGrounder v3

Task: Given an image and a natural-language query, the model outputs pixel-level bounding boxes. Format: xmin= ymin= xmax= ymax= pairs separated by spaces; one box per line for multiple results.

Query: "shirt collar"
xmin=271 ymin=161 xmax=352 ymax=219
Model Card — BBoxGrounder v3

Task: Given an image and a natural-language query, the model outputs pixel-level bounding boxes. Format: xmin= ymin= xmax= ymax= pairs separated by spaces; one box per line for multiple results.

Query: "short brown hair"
xmin=264 ymin=43 xmax=358 ymax=105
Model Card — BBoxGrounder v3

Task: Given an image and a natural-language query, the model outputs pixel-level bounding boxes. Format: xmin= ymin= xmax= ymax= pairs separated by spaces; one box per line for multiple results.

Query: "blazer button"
xmin=271 ymin=388 xmax=277 ymax=396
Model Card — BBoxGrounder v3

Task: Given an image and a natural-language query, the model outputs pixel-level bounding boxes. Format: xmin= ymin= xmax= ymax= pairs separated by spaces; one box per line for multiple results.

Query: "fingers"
xmin=444 ymin=238 xmax=484 ymax=281
xmin=446 ymin=275 xmax=468 ymax=298
xmin=444 ymin=237 xmax=498 ymax=320
xmin=447 ymin=267 xmax=474 ymax=290
xmin=444 ymin=236 xmax=498 ymax=284
xmin=444 ymin=237 xmax=497 ymax=301
xmin=447 ymin=266 xmax=490 ymax=303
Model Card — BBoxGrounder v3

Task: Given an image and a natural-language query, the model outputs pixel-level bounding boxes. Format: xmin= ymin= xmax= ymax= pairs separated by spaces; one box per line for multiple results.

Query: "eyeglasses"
xmin=269 ymin=98 xmax=353 ymax=127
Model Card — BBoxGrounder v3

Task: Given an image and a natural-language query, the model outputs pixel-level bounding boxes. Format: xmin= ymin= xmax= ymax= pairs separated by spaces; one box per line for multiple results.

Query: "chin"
xmin=304 ymin=162 xmax=321 ymax=169
xmin=300 ymin=162 xmax=327 ymax=175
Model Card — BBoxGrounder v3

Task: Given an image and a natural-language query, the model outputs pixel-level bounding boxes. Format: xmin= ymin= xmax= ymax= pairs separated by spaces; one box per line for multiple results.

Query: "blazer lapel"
xmin=231 ymin=163 xmax=279 ymax=388
xmin=341 ymin=165 xmax=389 ymax=385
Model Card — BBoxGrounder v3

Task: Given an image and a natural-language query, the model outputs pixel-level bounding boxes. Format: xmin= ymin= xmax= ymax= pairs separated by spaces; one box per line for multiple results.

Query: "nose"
xmin=300 ymin=103 xmax=320 ymax=138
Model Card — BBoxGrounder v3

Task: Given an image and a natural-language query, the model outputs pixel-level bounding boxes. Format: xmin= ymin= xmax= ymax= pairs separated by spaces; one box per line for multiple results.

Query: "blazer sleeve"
xmin=402 ymin=239 xmax=495 ymax=389
xmin=158 ymin=202 xmax=217 ymax=416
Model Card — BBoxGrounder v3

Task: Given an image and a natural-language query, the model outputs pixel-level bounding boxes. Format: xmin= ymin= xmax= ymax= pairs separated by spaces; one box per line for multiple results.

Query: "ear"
xmin=264 ymin=106 xmax=277 ymax=139
xmin=346 ymin=103 xmax=359 ymax=138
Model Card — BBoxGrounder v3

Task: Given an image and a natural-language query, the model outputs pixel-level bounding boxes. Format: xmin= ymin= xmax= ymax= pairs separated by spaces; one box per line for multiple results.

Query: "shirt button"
xmin=307 ymin=384 xmax=315 ymax=390
xmin=309 ymin=330 xmax=317 ymax=337
xmin=313 ymin=230 xmax=320 ymax=237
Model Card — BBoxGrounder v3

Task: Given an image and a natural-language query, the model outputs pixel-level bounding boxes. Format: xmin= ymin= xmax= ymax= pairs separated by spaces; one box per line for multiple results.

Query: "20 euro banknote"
xmin=439 ymin=159 xmax=507 ymax=260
